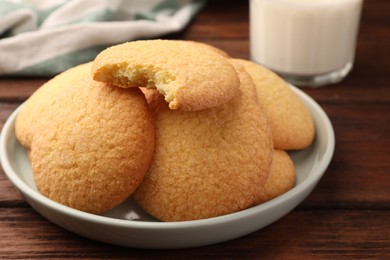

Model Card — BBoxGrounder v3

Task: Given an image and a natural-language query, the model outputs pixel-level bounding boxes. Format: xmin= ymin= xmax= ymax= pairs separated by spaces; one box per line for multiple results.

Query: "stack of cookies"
xmin=15 ymin=40 xmax=315 ymax=221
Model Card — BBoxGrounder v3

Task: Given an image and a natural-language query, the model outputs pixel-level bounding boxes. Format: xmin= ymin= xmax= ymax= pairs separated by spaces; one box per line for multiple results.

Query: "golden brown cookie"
xmin=233 ymin=59 xmax=315 ymax=150
xmin=16 ymin=63 xmax=155 ymax=214
xmin=190 ymin=41 xmax=231 ymax=58
xmin=92 ymin=39 xmax=240 ymax=111
xmin=256 ymin=150 xmax=295 ymax=204
xmin=134 ymin=60 xmax=273 ymax=222
xmin=15 ymin=70 xmax=73 ymax=149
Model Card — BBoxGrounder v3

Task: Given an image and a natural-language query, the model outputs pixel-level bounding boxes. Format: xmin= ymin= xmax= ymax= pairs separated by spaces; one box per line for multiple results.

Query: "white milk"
xmin=250 ymin=0 xmax=363 ymax=86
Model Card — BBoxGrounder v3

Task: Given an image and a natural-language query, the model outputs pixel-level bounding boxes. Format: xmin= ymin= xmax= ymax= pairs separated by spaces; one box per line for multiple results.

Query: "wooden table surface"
xmin=1 ymin=0 xmax=389 ymax=259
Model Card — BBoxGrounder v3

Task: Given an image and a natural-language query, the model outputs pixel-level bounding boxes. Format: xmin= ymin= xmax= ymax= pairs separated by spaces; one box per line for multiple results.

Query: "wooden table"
xmin=1 ymin=0 xmax=389 ymax=258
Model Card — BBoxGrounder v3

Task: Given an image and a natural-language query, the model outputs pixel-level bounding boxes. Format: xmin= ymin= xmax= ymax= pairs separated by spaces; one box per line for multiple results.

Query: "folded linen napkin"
xmin=0 ymin=0 xmax=206 ymax=76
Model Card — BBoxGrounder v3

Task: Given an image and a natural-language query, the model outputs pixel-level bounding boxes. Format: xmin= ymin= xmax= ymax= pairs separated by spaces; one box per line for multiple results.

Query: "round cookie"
xmin=190 ymin=41 xmax=231 ymax=58
xmin=16 ymin=63 xmax=155 ymax=214
xmin=92 ymin=39 xmax=240 ymax=111
xmin=134 ymin=60 xmax=273 ymax=222
xmin=233 ymin=59 xmax=315 ymax=150
xmin=256 ymin=150 xmax=296 ymax=204
xmin=15 ymin=67 xmax=79 ymax=149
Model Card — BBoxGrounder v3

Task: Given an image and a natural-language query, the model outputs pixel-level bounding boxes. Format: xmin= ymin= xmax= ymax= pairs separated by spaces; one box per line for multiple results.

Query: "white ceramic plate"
xmin=0 ymin=85 xmax=334 ymax=249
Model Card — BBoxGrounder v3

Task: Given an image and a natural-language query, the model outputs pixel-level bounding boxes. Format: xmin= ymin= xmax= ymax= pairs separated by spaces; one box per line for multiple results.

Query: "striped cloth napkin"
xmin=0 ymin=0 xmax=206 ymax=76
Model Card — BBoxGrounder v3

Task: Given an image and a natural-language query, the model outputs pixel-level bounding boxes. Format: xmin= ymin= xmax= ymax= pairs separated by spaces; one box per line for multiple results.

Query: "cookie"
xmin=92 ymin=39 xmax=240 ymax=111
xmin=256 ymin=150 xmax=295 ymax=204
xmin=15 ymin=63 xmax=155 ymax=214
xmin=15 ymin=69 xmax=74 ymax=149
xmin=191 ymin=41 xmax=231 ymax=58
xmin=233 ymin=59 xmax=315 ymax=150
xmin=134 ymin=60 xmax=273 ymax=222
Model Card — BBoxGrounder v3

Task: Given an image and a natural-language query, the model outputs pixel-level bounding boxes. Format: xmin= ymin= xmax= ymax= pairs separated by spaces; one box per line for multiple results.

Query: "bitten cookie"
xmin=233 ymin=59 xmax=315 ymax=150
xmin=92 ymin=39 xmax=240 ymax=111
xmin=256 ymin=150 xmax=295 ymax=204
xmin=134 ymin=60 xmax=273 ymax=222
xmin=15 ymin=63 xmax=155 ymax=214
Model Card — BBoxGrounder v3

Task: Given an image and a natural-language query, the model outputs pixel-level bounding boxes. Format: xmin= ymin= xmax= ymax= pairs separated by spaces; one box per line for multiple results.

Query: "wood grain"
xmin=0 ymin=208 xmax=389 ymax=259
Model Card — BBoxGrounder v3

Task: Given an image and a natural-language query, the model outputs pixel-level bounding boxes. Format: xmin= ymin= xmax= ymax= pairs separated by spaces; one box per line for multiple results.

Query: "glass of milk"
xmin=250 ymin=0 xmax=363 ymax=87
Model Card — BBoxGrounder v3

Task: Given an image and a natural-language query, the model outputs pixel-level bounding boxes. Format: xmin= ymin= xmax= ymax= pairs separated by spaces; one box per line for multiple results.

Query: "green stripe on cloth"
xmin=67 ymin=9 xmax=115 ymax=25
xmin=0 ymin=0 xmax=28 ymax=16
xmin=135 ymin=0 xmax=206 ymax=21
xmin=13 ymin=45 xmax=107 ymax=77
xmin=135 ymin=0 xmax=181 ymax=20
xmin=188 ymin=0 xmax=207 ymax=17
